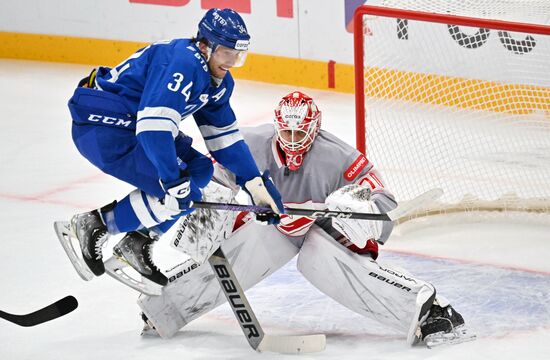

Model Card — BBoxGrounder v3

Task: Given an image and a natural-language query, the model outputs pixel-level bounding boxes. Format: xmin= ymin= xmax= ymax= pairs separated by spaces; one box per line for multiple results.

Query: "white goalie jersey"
xmin=215 ymin=123 xmax=397 ymax=243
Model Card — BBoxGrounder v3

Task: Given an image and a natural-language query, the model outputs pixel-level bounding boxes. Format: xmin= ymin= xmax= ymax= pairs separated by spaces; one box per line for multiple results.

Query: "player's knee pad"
xmin=297 ymin=226 xmax=434 ymax=333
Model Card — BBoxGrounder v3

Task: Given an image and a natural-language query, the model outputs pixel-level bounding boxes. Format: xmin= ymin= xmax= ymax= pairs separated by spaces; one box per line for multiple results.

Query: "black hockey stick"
xmin=193 ymin=188 xmax=442 ymax=221
xmin=0 ymin=295 xmax=78 ymax=327
xmin=208 ymin=247 xmax=325 ymax=354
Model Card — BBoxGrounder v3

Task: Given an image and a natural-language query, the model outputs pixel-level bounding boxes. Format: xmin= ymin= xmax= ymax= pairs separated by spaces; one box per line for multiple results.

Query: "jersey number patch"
xmin=167 ymin=72 xmax=193 ymax=101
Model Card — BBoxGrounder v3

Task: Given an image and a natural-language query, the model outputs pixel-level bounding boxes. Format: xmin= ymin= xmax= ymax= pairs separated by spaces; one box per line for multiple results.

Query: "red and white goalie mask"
xmin=274 ymin=91 xmax=322 ymax=171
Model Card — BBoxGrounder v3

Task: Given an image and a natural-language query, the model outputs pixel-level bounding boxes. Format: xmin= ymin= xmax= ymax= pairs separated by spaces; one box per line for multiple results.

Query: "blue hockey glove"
xmin=243 ymin=170 xmax=285 ymax=225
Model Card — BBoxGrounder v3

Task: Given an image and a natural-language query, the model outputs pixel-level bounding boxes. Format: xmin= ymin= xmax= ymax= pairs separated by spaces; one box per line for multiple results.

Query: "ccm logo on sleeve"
xmin=344 ymin=154 xmax=368 ymax=181
xmin=87 ymin=114 xmax=132 ymax=127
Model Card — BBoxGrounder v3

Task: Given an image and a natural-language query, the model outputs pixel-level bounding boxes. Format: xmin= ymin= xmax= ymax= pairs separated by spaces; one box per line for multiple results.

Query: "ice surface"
xmin=0 ymin=60 xmax=549 ymax=360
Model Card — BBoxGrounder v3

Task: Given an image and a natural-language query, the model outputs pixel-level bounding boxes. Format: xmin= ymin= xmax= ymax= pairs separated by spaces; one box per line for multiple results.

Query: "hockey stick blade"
xmin=208 ymin=248 xmax=326 ymax=354
xmin=386 ymin=188 xmax=443 ymax=221
xmin=0 ymin=295 xmax=78 ymax=327
xmin=191 ymin=188 xmax=443 ymax=221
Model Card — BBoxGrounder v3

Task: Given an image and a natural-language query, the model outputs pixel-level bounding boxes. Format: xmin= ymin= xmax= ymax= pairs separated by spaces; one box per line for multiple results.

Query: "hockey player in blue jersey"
xmin=54 ymin=8 xmax=284 ymax=288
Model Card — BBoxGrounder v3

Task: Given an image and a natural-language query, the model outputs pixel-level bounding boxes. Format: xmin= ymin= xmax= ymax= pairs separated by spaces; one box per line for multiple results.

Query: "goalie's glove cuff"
xmin=243 ymin=170 xmax=284 ymax=225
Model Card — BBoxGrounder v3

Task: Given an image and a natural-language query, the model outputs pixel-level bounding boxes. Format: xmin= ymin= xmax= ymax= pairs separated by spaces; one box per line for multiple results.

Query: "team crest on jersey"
xmin=344 ymin=154 xmax=368 ymax=181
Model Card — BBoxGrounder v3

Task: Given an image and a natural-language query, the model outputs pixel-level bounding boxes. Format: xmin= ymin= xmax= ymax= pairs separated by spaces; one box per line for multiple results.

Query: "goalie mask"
xmin=274 ymin=91 xmax=322 ymax=171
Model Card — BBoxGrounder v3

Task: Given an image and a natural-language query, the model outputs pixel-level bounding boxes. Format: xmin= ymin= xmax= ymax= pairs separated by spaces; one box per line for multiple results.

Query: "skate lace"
xmin=145 ymin=243 xmax=162 ymax=272
xmin=93 ymin=230 xmax=108 ymax=259
xmin=423 ymin=316 xmax=454 ymax=337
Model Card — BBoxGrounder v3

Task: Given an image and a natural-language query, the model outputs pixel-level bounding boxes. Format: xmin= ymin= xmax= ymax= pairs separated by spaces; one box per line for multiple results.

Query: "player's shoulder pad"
xmin=315 ymin=129 xmax=356 ymax=156
xmin=241 ymin=123 xmax=275 ymax=143
xmin=169 ymin=39 xmax=210 ymax=76
xmin=343 ymin=153 xmax=370 ymax=181
xmin=314 ymin=130 xmax=371 ymax=181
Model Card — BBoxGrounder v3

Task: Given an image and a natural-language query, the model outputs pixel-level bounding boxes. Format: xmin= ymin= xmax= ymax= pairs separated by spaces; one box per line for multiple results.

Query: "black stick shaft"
xmin=191 ymin=201 xmax=391 ymax=221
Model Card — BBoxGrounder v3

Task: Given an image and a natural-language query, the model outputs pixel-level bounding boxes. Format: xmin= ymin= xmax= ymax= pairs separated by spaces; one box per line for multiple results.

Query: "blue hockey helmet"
xmin=197 ymin=8 xmax=250 ymax=52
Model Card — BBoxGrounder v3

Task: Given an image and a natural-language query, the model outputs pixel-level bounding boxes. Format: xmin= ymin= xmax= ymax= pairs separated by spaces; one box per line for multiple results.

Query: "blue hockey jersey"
xmin=82 ymin=39 xmax=260 ymax=185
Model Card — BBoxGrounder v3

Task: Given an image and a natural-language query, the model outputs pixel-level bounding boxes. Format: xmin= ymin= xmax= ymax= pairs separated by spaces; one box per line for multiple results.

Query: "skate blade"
xmin=140 ymin=323 xmax=160 ymax=337
xmin=104 ymin=256 xmax=162 ymax=296
xmin=425 ymin=325 xmax=477 ymax=348
xmin=54 ymin=221 xmax=94 ymax=281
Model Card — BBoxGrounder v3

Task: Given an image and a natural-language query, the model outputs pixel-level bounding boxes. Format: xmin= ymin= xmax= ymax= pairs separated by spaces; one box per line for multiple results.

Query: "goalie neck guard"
xmin=274 ymin=91 xmax=322 ymax=171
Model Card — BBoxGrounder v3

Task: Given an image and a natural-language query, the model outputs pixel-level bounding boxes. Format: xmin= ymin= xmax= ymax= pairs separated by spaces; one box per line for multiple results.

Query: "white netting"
xmin=357 ymin=1 xmax=550 ymax=217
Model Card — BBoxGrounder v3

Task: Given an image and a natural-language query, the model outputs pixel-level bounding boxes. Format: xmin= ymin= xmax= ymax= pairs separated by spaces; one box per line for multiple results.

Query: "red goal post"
xmin=353 ymin=4 xmax=550 ymax=219
xmin=354 ymin=5 xmax=550 ymax=153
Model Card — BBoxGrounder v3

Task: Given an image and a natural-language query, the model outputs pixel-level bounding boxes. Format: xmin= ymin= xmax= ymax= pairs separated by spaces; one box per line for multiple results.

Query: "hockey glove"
xmin=325 ymin=184 xmax=382 ymax=248
xmin=161 ymin=170 xmax=202 ymax=215
xmin=243 ymin=170 xmax=285 ymax=225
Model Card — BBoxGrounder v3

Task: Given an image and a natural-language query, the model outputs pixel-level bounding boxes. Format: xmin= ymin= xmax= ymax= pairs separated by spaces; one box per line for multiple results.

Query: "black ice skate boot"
xmin=420 ymin=301 xmax=475 ymax=347
xmin=112 ymin=231 xmax=168 ymax=286
xmin=421 ymin=303 xmax=464 ymax=336
xmin=70 ymin=210 xmax=110 ymax=276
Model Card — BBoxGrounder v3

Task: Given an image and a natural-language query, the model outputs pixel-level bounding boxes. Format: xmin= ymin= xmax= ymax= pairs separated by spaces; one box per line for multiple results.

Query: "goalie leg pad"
xmin=138 ymin=223 xmax=300 ymax=338
xmin=297 ymin=225 xmax=435 ymax=334
xmin=171 ymin=181 xmax=236 ymax=264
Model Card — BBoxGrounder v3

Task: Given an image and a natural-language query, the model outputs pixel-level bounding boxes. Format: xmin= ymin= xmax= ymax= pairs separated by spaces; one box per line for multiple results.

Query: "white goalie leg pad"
xmin=171 ymin=182 xmax=236 ymax=264
xmin=138 ymin=222 xmax=300 ymax=338
xmin=297 ymin=226 xmax=435 ymax=334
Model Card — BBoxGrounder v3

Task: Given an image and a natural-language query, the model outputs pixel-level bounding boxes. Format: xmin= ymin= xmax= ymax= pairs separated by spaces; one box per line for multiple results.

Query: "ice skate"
xmin=420 ymin=302 xmax=476 ymax=348
xmin=54 ymin=210 xmax=110 ymax=280
xmin=104 ymin=231 xmax=167 ymax=296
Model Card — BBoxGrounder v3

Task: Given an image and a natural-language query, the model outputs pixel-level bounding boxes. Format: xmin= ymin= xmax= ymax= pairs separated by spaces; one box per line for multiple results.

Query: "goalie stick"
xmin=193 ymin=188 xmax=443 ymax=221
xmin=208 ymin=247 xmax=326 ymax=354
xmin=0 ymin=295 xmax=78 ymax=327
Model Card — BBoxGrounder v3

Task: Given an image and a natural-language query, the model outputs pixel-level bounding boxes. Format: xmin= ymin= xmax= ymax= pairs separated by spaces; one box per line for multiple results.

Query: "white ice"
xmin=0 ymin=60 xmax=549 ymax=360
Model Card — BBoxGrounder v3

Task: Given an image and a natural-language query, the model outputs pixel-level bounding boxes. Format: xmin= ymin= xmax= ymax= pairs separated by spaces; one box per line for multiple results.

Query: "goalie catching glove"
xmin=243 ymin=170 xmax=285 ymax=225
xmin=325 ymin=184 xmax=383 ymax=249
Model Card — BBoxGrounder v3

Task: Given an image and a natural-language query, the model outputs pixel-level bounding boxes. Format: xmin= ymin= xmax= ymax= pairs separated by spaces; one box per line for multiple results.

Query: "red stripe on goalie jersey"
xmin=344 ymin=154 xmax=369 ymax=181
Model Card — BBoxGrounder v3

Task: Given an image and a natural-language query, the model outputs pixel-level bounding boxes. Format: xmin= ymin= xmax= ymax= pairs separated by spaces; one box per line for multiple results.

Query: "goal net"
xmin=354 ymin=1 xmax=550 ymax=222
